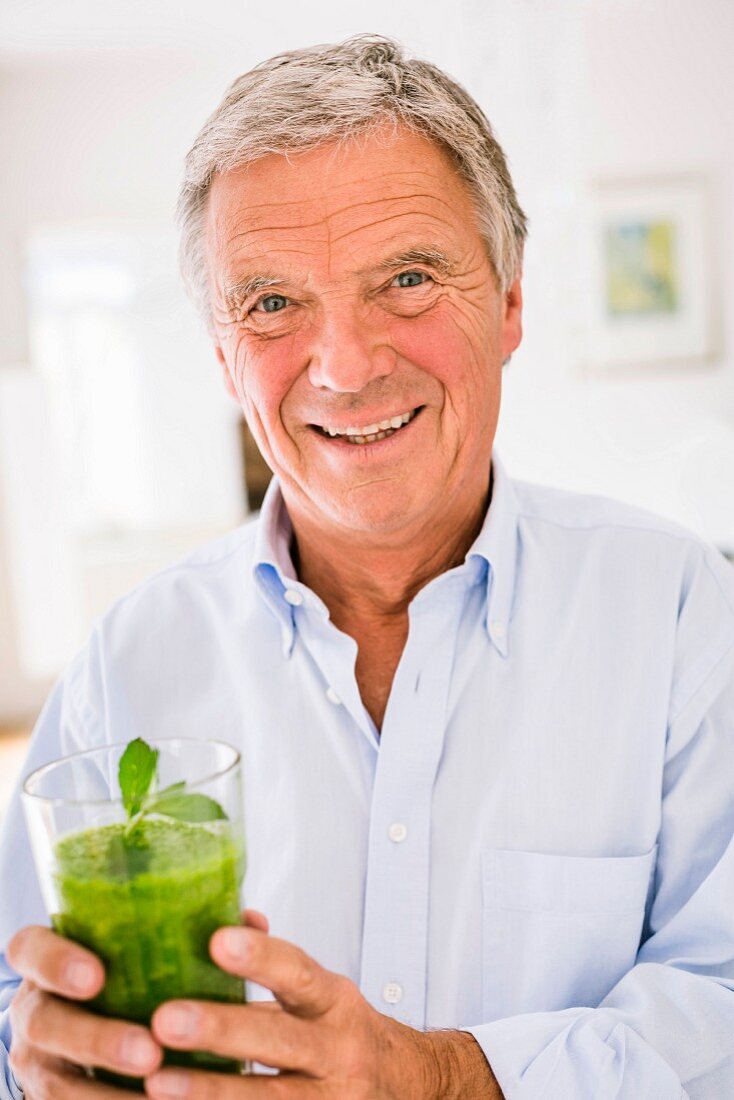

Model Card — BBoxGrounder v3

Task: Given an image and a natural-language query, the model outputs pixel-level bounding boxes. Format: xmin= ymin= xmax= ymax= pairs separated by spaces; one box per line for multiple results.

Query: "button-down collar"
xmin=252 ymin=451 xmax=519 ymax=658
xmin=464 ymin=454 xmax=519 ymax=656
xmin=252 ymin=480 xmax=303 ymax=657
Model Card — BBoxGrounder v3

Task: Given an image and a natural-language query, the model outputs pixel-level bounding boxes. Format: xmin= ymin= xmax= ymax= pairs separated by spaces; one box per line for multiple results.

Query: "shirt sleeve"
xmin=0 ymin=959 xmax=24 ymax=1100
xmin=0 ymin=631 xmax=105 ymax=1099
xmin=465 ymin=548 xmax=734 ymax=1100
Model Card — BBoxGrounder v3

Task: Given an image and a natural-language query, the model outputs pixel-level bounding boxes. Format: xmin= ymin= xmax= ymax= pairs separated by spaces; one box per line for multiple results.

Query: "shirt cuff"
xmin=463 ymin=1008 xmax=683 ymax=1099
xmin=0 ymin=1011 xmax=23 ymax=1100
xmin=0 ymin=968 xmax=23 ymax=1100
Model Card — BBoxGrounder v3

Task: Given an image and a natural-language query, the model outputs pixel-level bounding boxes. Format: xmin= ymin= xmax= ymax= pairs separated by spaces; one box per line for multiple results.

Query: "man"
xmin=1 ymin=33 xmax=733 ymax=1099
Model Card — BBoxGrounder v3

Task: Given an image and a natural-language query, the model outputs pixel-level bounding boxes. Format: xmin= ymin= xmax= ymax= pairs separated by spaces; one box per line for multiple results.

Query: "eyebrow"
xmin=370 ymin=247 xmax=457 ymax=277
xmin=223 ymin=274 xmax=284 ymax=311
xmin=222 ymin=246 xmax=458 ymax=311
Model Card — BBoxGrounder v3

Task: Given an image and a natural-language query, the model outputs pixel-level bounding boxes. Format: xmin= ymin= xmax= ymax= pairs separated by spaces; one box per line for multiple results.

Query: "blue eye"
xmin=394 ymin=271 xmax=428 ymax=288
xmin=256 ymin=294 xmax=289 ymax=313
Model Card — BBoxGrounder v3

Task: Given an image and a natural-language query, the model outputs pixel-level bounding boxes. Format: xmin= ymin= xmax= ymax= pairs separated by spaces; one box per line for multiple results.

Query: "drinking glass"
xmin=22 ymin=737 xmax=247 ymax=1088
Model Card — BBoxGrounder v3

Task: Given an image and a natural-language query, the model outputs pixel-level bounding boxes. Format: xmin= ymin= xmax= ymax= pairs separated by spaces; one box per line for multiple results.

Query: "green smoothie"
xmin=53 ymin=815 xmax=245 ymax=1083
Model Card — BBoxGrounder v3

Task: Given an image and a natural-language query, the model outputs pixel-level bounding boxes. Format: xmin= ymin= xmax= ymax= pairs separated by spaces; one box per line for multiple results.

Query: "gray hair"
xmin=177 ymin=34 xmax=528 ymax=330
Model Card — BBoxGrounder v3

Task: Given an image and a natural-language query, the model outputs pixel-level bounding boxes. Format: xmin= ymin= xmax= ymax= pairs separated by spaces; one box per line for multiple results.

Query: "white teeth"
xmin=320 ymin=408 xmax=417 ymax=439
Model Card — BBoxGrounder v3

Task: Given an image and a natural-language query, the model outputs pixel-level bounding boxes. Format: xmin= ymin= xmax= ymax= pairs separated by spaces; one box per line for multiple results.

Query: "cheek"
xmin=388 ymin=304 xmax=495 ymax=402
xmin=229 ymin=331 xmax=303 ymax=419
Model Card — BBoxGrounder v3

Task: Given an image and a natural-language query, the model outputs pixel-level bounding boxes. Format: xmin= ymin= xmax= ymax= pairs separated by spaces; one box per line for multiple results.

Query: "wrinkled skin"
xmin=8 ymin=914 xmax=500 ymax=1098
xmin=209 ymin=124 xmax=522 ymax=570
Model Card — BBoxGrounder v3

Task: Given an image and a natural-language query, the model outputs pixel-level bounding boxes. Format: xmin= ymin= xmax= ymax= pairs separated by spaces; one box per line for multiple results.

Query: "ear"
xmin=500 ymin=276 xmax=523 ymax=361
xmin=215 ymin=344 xmax=239 ymax=402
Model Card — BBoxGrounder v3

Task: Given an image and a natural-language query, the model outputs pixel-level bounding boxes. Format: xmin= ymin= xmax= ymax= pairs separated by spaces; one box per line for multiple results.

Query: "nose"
xmin=306 ymin=306 xmax=395 ymax=393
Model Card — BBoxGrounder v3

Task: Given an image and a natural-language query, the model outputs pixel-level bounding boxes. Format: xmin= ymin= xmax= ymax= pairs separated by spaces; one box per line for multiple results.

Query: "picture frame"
xmin=584 ymin=176 xmax=715 ymax=370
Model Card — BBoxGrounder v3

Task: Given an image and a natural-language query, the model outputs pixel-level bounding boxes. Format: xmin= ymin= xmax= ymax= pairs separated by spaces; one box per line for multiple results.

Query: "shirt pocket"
xmin=481 ymin=845 xmax=658 ymax=1021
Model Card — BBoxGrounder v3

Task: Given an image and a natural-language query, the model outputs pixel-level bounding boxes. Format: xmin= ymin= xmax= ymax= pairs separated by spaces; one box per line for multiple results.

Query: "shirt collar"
xmin=464 ymin=452 xmax=519 ymax=657
xmin=252 ymin=477 xmax=301 ymax=657
xmin=252 ymin=450 xmax=519 ymax=659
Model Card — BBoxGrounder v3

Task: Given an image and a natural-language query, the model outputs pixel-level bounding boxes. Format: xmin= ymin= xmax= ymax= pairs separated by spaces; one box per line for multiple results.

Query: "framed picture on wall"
xmin=584 ymin=176 xmax=715 ymax=370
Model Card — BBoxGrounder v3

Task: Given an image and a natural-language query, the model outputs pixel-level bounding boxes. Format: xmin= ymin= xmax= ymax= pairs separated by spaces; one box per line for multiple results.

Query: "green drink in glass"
xmin=23 ymin=737 xmax=247 ymax=1090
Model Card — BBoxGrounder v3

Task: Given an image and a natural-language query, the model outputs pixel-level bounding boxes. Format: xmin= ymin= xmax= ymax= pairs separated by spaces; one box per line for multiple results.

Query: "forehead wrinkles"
xmin=211 ymin=158 xmax=472 ymax=234
xmin=217 ymin=193 xmax=469 ymax=278
xmin=327 ymin=191 xmax=465 ymax=248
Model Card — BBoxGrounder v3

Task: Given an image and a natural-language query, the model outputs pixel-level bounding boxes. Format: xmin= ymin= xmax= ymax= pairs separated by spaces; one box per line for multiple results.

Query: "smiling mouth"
xmin=311 ymin=406 xmax=423 ymax=445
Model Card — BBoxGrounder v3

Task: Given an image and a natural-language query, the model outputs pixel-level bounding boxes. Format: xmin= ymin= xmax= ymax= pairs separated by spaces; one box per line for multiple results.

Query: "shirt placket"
xmin=359 ymin=578 xmax=468 ymax=1028
xmin=293 ymin=603 xmax=380 ymax=751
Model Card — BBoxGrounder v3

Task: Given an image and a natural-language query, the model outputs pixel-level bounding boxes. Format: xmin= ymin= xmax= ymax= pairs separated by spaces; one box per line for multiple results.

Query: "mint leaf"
xmin=118 ymin=744 xmax=227 ymax=827
xmin=155 ymin=780 xmax=186 ymax=797
xmin=118 ymin=738 xmax=159 ymax=818
xmin=146 ymin=789 xmax=227 ymax=823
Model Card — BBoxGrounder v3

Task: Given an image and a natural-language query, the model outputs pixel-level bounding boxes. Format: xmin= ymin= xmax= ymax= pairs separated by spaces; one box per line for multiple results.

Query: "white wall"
xmin=1 ymin=0 xmax=733 ymax=723
xmin=493 ymin=0 xmax=734 ymax=548
xmin=0 ymin=54 xmax=248 ymax=719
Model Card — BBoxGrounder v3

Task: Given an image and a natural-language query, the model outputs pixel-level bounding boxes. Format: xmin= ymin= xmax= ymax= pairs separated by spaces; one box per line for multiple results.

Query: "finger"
xmin=151 ymin=999 xmax=320 ymax=1074
xmin=15 ymin=1052 xmax=144 ymax=1099
xmin=242 ymin=909 xmax=269 ymax=933
xmin=145 ymin=1067 xmax=324 ymax=1099
xmin=209 ymin=928 xmax=340 ymax=1016
xmin=7 ymin=925 xmax=104 ymax=1000
xmin=13 ymin=986 xmax=162 ymax=1077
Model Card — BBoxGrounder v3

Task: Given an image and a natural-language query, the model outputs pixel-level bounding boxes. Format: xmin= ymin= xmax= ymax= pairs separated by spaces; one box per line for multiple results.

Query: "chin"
xmin=294 ymin=467 xmax=443 ymax=536
xmin=325 ymin=488 xmax=423 ymax=537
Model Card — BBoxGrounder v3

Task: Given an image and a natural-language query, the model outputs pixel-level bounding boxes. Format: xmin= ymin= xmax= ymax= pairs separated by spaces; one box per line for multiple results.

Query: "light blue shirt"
xmin=1 ymin=455 xmax=733 ymax=1099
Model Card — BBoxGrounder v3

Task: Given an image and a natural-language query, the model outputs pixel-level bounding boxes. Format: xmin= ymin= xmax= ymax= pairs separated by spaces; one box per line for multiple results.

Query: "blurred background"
xmin=1 ymin=0 xmax=733 ymax=816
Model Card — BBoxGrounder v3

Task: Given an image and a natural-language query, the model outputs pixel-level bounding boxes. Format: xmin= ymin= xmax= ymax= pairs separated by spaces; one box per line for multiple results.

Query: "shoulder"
xmin=510 ymin=477 xmax=734 ymax=711
xmin=512 ymin=477 xmax=734 ymax=598
xmin=52 ymin=516 xmax=267 ymax=743
xmin=515 ymin=477 xmax=711 ymax=544
xmin=104 ymin=516 xmax=261 ymax=620
xmin=71 ymin=516 xmax=267 ymax=681
xmin=144 ymin=515 xmax=260 ymax=576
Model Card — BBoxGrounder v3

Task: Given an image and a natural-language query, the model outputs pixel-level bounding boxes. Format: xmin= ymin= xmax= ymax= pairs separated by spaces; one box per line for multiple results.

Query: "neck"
xmin=287 ymin=469 xmax=493 ymax=628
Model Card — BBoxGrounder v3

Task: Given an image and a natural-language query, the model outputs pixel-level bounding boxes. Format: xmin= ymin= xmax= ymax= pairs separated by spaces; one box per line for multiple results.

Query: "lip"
xmin=309 ymin=406 xmax=424 ymax=452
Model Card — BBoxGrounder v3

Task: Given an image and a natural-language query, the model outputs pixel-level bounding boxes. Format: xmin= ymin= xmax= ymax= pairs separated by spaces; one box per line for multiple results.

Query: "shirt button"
xmin=382 ymin=982 xmax=403 ymax=1005
xmin=490 ymin=620 xmax=505 ymax=637
xmin=388 ymin=822 xmax=408 ymax=843
xmin=326 ymin=686 xmax=341 ymax=706
xmin=284 ymin=589 xmax=303 ymax=606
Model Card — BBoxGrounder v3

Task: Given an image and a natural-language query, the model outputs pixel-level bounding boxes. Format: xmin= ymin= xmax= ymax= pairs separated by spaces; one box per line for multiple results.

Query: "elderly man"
xmin=1 ymin=34 xmax=733 ymax=1100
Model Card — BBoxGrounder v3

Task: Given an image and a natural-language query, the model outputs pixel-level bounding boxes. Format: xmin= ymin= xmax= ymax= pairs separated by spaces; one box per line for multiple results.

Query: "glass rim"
xmin=21 ymin=737 xmax=241 ymax=808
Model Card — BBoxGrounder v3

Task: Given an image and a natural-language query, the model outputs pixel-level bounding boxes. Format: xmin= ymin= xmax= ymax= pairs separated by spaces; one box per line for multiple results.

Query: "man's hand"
xmin=146 ymin=922 xmax=502 ymax=1099
xmin=7 ymin=924 xmax=162 ymax=1096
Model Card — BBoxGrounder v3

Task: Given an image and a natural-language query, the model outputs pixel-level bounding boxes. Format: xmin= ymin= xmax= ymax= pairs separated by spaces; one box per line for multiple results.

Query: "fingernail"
xmin=66 ymin=959 xmax=97 ymax=993
xmin=158 ymin=1003 xmax=196 ymax=1039
xmin=120 ymin=1031 xmax=158 ymax=1071
xmin=221 ymin=926 xmax=252 ymax=960
xmin=147 ymin=1070 xmax=190 ymax=1097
